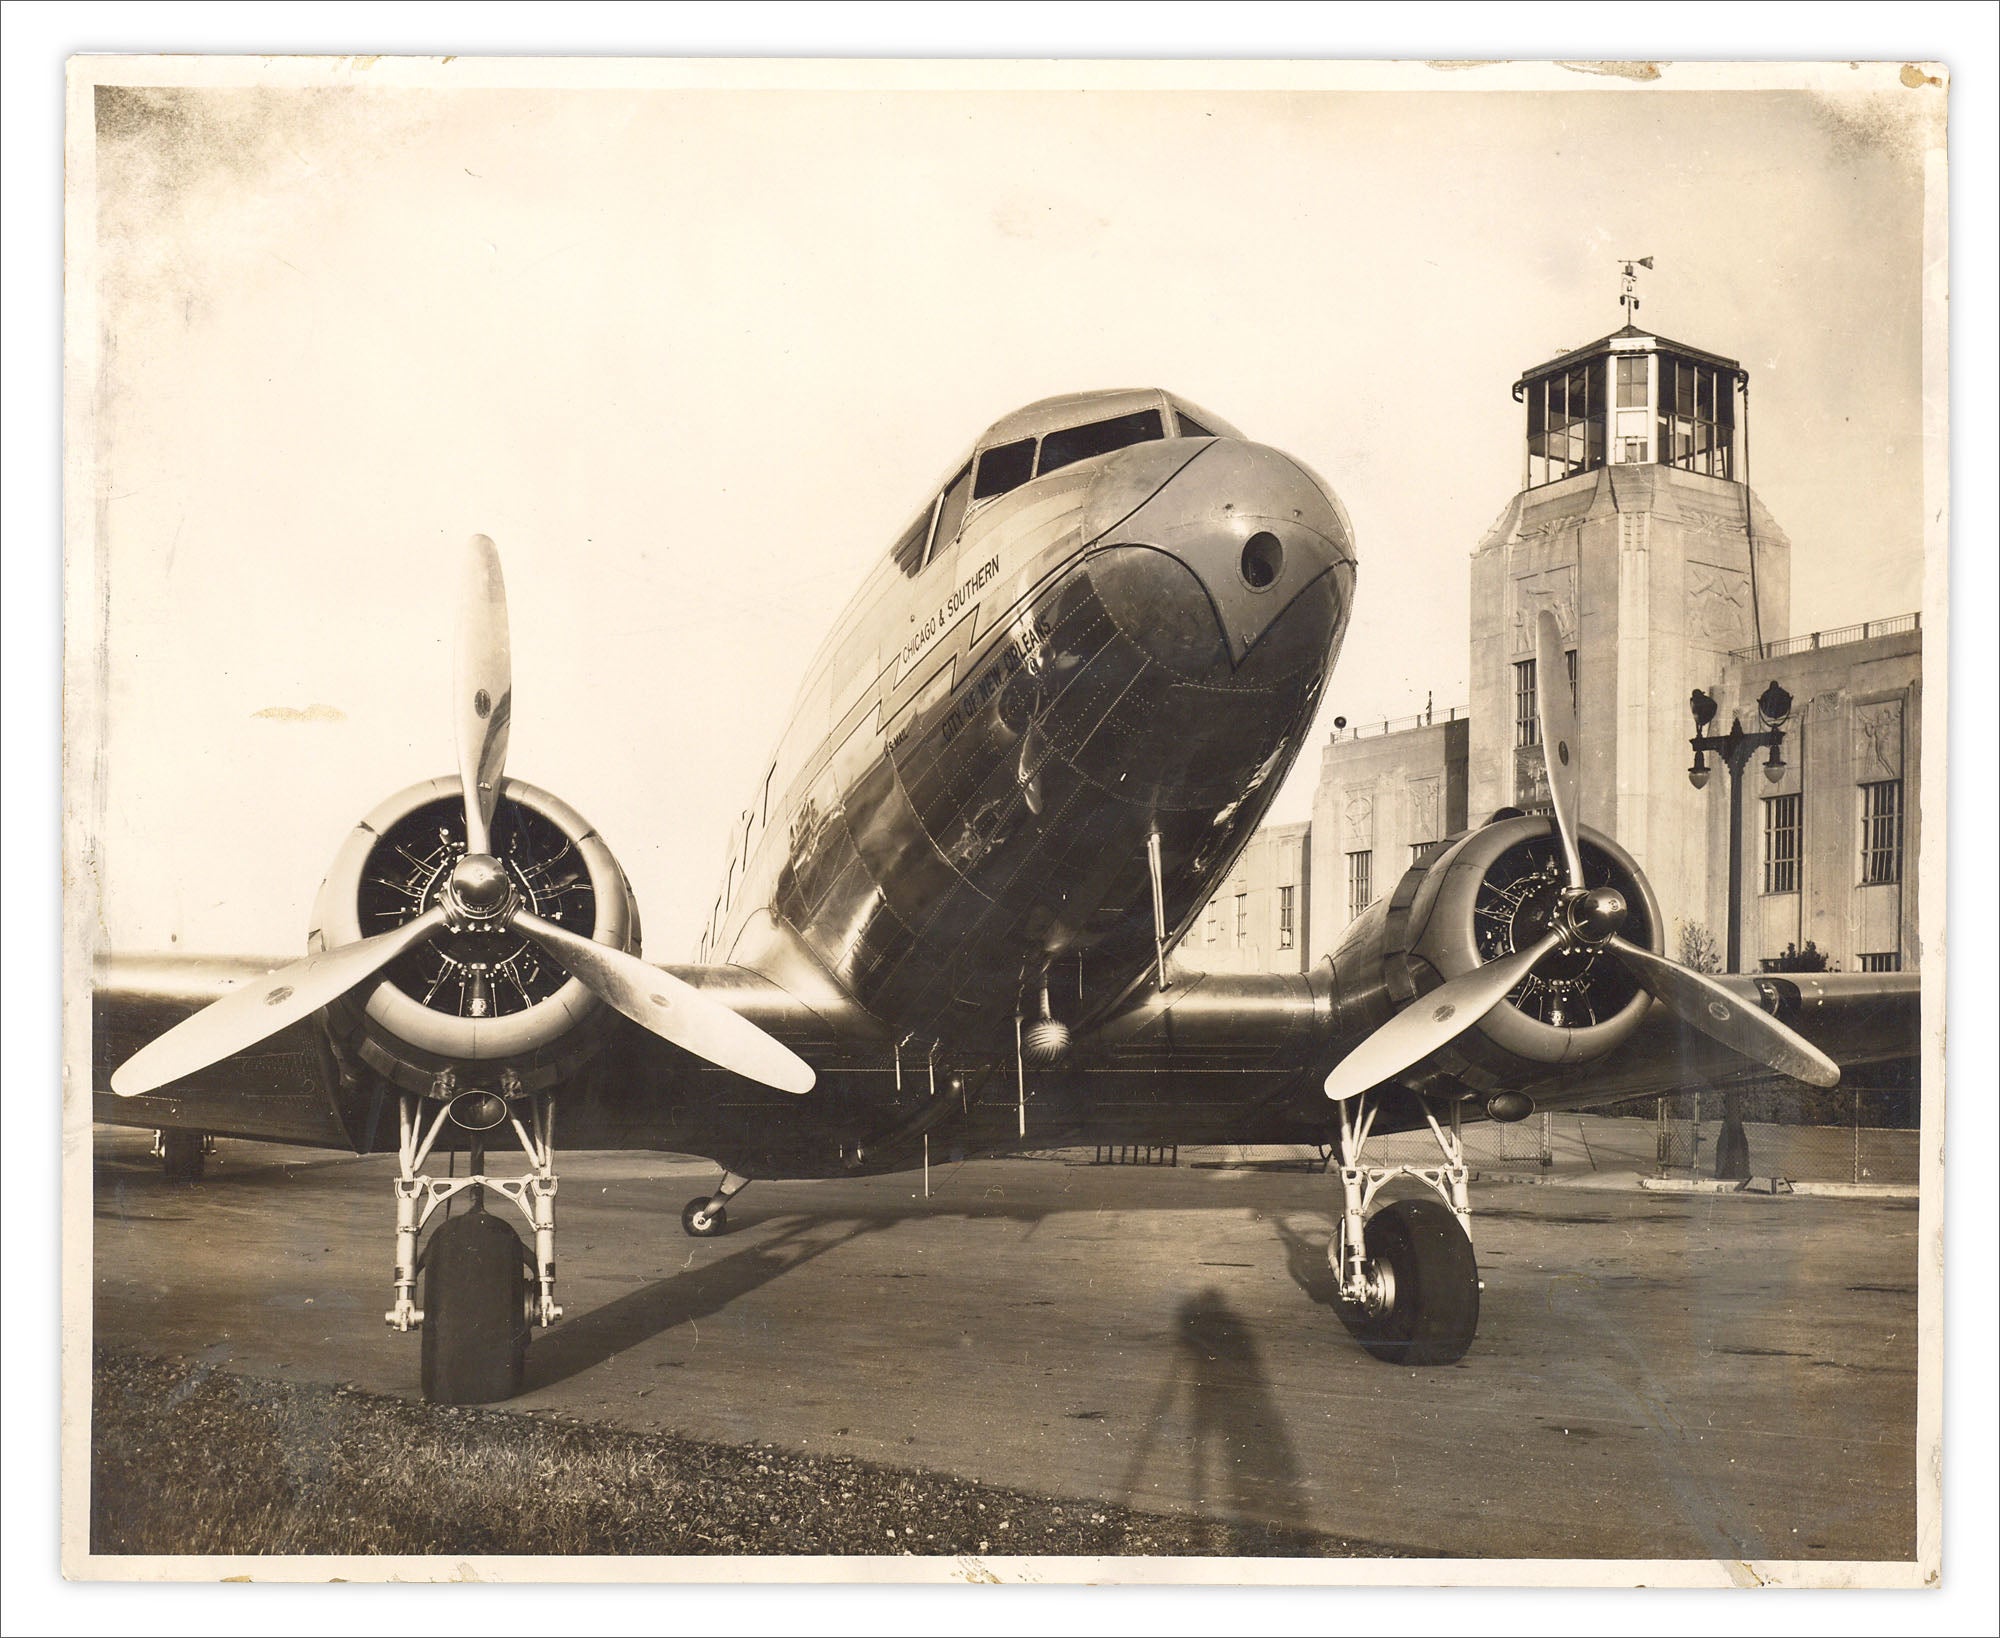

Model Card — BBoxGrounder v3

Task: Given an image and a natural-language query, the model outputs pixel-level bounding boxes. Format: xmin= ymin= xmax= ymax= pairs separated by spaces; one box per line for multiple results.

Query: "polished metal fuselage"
xmin=711 ymin=429 xmax=1358 ymax=1060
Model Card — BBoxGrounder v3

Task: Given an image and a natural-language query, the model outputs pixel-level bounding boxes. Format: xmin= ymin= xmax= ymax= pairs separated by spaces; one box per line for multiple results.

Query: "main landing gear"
xmin=152 ymin=1128 xmax=214 ymax=1182
xmin=384 ymin=1071 xmax=561 ymax=1404
xmin=1328 ymin=1091 xmax=1481 ymax=1366
xmin=682 ymin=1171 xmax=751 ymax=1237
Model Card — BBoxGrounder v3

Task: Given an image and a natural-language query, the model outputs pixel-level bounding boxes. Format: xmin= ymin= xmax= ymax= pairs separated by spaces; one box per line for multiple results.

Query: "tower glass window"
xmin=1346 ymin=851 xmax=1374 ymax=919
xmin=1860 ymin=780 xmax=1902 ymax=884
xmin=1277 ymin=885 xmax=1295 ymax=949
xmin=1762 ymin=792 xmax=1801 ymax=894
xmin=1526 ymin=361 xmax=1603 ymax=487
xmin=1657 ymin=354 xmax=1735 ymax=480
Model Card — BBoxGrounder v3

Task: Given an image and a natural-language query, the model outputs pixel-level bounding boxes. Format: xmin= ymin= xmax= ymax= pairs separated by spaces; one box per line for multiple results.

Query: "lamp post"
xmin=1687 ymin=679 xmax=1793 ymax=971
xmin=1687 ymin=679 xmax=1793 ymax=1179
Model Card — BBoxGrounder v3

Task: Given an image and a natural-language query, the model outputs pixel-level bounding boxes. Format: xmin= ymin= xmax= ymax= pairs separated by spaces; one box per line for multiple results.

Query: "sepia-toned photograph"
xmin=51 ymin=47 xmax=1956 ymax=1596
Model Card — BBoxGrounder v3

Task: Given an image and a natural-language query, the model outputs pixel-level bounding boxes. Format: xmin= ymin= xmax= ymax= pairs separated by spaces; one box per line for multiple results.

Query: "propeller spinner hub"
xmin=1567 ymin=885 xmax=1628 ymax=946
xmin=448 ymin=851 xmax=513 ymax=921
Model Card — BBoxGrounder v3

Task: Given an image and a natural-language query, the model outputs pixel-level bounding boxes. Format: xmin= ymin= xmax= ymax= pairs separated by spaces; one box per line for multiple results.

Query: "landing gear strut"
xmin=385 ymin=1072 xmax=561 ymax=1404
xmin=1328 ymin=1091 xmax=1481 ymax=1365
xmin=683 ymin=1171 xmax=751 ymax=1237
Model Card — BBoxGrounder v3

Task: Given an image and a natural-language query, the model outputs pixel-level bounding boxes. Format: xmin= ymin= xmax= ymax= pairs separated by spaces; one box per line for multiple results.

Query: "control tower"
xmin=1466 ymin=284 xmax=1791 ymax=946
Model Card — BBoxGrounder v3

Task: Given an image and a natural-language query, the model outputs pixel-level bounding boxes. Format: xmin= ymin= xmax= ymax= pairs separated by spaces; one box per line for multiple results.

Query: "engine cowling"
xmin=1327 ymin=814 xmax=1662 ymax=1093
xmin=310 ymin=774 xmax=640 ymax=1094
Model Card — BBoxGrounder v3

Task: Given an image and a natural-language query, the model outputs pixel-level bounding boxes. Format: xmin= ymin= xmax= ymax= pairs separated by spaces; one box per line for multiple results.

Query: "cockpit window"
xmin=1176 ymin=410 xmax=1216 ymax=439
xmin=890 ymin=500 xmax=935 ymax=577
xmin=974 ymin=437 xmax=1036 ymax=501
xmin=1037 ymin=408 xmax=1165 ymax=477
xmin=929 ymin=461 xmax=974 ymax=563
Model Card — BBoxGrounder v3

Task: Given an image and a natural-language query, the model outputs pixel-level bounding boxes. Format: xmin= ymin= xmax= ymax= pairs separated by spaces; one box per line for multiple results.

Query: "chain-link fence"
xmin=1649 ymin=1081 xmax=1919 ymax=1184
xmin=1035 ymin=1074 xmax=1921 ymax=1185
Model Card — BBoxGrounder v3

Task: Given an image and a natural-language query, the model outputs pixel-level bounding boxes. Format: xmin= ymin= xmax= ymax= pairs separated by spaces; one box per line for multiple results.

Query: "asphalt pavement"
xmin=89 ymin=1126 xmax=1921 ymax=1561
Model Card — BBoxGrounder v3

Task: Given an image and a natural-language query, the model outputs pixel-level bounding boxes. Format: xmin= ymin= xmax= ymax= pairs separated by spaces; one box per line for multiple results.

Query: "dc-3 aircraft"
xmin=96 ymin=389 xmax=1920 ymax=1403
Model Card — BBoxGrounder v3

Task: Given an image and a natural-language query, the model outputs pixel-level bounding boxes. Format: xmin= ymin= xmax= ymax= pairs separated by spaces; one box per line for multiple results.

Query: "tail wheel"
xmin=419 ymin=1207 xmax=532 ymax=1404
xmin=1339 ymin=1197 xmax=1480 ymax=1366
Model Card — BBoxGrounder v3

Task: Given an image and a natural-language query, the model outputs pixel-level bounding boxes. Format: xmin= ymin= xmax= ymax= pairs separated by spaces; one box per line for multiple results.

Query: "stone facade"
xmin=1466 ymin=461 xmax=1792 ymax=939
xmin=1180 ymin=820 xmax=1312 ymax=975
xmin=1718 ymin=623 xmax=1922 ymax=973
xmin=1306 ymin=717 xmax=1468 ymax=959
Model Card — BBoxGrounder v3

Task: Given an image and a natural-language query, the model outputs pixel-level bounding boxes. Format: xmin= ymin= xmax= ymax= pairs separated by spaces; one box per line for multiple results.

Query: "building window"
xmin=1619 ymin=436 xmax=1647 ymax=465
xmin=1277 ymin=885 xmax=1295 ymax=949
xmin=1616 ymin=353 xmax=1648 ymax=409
xmin=1514 ymin=658 xmax=1538 ymax=747
xmin=1762 ymin=792 xmax=1801 ymax=894
xmin=1565 ymin=647 xmax=1578 ymax=706
xmin=1204 ymin=899 xmax=1218 ymax=943
xmin=1410 ymin=841 xmax=1433 ymax=865
xmin=1860 ymin=780 xmax=1903 ymax=884
xmin=1656 ymin=354 xmax=1735 ymax=480
xmin=1346 ymin=850 xmax=1374 ymax=919
xmin=1859 ymin=952 xmax=1902 ymax=973
xmin=1526 ymin=361 xmax=1603 ymax=487
xmin=1234 ymin=893 xmax=1247 ymax=943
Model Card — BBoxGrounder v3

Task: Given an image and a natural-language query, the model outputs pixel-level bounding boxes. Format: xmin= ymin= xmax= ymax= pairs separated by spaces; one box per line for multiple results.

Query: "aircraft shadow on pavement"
xmin=527 ymin=1191 xmax=1083 ymax=1391
xmin=1262 ymin=1209 xmax=1344 ymax=1309
xmin=529 ymin=1212 xmax=908 ymax=1390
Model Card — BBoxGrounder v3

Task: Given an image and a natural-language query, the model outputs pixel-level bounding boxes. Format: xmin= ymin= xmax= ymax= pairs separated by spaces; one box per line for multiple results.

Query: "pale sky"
xmin=82 ymin=65 xmax=1940 ymax=957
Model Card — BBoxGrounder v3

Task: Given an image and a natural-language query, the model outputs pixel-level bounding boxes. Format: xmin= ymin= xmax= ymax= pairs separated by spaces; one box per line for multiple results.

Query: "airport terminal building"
xmin=1193 ymin=312 xmax=1923 ymax=980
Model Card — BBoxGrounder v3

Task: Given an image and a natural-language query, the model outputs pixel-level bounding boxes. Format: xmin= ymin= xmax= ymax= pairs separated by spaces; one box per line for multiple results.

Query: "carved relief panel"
xmin=1342 ymin=792 xmax=1375 ymax=852
xmin=1509 ymin=566 xmax=1578 ymax=656
xmin=1685 ymin=564 xmax=1752 ymax=648
xmin=1853 ymin=700 xmax=1904 ymax=780
xmin=1408 ymin=776 xmax=1441 ymax=846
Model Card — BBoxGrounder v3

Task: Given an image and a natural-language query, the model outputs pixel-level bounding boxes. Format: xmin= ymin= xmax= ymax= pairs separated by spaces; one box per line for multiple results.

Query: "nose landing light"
xmin=1240 ymin=531 xmax=1284 ymax=590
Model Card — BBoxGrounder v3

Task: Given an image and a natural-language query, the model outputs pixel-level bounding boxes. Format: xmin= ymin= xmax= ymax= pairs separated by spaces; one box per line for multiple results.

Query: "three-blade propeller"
xmin=1324 ymin=607 xmax=1838 ymax=1103
xmin=113 ymin=536 xmax=815 ymax=1100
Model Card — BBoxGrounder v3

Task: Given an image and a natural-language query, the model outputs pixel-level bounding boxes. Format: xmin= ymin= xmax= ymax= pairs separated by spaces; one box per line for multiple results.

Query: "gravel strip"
xmin=92 ymin=1348 xmax=1411 ymax=1560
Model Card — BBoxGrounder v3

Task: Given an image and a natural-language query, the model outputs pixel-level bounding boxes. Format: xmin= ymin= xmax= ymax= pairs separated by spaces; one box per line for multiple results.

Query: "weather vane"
xmin=1619 ymin=255 xmax=1654 ymax=323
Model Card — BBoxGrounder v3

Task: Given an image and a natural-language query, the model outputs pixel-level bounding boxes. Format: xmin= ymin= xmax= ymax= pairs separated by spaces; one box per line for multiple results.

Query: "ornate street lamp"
xmin=1687 ymin=680 xmax=1795 ymax=1181
xmin=1688 ymin=681 xmax=1793 ymax=973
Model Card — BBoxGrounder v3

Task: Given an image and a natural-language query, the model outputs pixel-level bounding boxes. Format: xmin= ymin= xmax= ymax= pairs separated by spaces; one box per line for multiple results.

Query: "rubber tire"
xmin=1338 ymin=1197 xmax=1480 ymax=1366
xmin=682 ymin=1197 xmax=727 ymax=1237
xmin=160 ymin=1129 xmax=207 ymax=1183
xmin=419 ymin=1208 xmax=531 ymax=1404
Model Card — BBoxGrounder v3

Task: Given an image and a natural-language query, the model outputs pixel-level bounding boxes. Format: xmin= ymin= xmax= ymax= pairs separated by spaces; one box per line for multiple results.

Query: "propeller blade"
xmin=511 ymin=909 xmax=815 ymax=1095
xmin=1324 ymin=931 xmax=1561 ymax=1102
xmin=1607 ymin=936 xmax=1841 ymax=1089
xmin=111 ymin=906 xmax=449 ymax=1097
xmin=454 ymin=534 xmax=513 ymax=856
xmin=1534 ymin=607 xmax=1585 ymax=891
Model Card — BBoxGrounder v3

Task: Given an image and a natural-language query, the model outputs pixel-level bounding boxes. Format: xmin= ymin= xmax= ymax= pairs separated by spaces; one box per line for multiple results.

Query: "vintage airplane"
xmin=93 ymin=388 xmax=1919 ymax=1403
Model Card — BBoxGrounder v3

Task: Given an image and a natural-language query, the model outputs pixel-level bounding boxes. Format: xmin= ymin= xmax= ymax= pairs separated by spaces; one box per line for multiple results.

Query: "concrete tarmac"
xmin=89 ymin=1127 xmax=1919 ymax=1561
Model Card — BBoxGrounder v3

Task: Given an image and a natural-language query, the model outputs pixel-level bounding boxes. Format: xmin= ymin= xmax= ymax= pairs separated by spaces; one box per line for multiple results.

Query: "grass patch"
xmin=92 ymin=1349 xmax=1406 ymax=1559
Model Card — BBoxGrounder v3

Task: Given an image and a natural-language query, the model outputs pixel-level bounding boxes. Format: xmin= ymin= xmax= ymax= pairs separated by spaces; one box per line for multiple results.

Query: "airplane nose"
xmin=1079 ymin=437 xmax=1356 ymax=678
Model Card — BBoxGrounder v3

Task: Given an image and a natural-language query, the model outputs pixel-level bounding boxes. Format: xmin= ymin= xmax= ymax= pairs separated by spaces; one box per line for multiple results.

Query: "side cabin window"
xmin=974 ymin=437 xmax=1036 ymax=501
xmin=929 ymin=461 xmax=974 ymax=562
xmin=1038 ymin=408 xmax=1165 ymax=477
xmin=1176 ymin=409 xmax=1216 ymax=439
xmin=890 ymin=498 xmax=937 ymax=578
